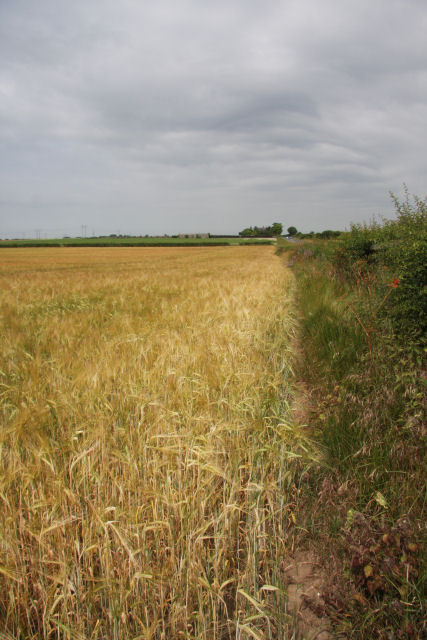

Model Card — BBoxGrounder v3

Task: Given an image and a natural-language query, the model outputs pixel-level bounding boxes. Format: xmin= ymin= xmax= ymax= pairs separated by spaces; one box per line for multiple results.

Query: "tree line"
xmin=239 ymin=223 xmax=283 ymax=237
xmin=239 ymin=223 xmax=342 ymax=238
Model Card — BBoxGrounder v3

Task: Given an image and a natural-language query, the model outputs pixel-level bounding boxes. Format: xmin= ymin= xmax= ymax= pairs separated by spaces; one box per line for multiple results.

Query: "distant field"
xmin=0 ymin=236 xmax=274 ymax=247
xmin=0 ymin=246 xmax=312 ymax=639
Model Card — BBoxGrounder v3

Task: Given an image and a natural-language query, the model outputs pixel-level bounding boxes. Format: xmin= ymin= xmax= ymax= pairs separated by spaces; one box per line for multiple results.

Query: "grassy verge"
xmin=277 ymin=209 xmax=426 ymax=638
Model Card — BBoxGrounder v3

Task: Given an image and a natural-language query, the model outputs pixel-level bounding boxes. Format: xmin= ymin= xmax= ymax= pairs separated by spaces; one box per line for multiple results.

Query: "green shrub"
xmin=332 ymin=188 xmax=426 ymax=341
xmin=377 ymin=189 xmax=427 ymax=339
xmin=331 ymin=223 xmax=379 ymax=280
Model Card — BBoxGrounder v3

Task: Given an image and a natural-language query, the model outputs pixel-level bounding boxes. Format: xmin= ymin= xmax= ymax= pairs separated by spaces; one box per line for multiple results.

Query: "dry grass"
xmin=0 ymin=246 xmax=315 ymax=639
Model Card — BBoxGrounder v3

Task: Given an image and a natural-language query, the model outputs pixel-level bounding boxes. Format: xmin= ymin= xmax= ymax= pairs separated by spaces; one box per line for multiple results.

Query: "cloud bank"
xmin=1 ymin=0 xmax=426 ymax=235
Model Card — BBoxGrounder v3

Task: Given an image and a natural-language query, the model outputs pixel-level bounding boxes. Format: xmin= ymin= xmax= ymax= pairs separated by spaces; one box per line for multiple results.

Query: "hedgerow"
xmin=332 ymin=187 xmax=427 ymax=342
xmin=276 ymin=192 xmax=426 ymax=636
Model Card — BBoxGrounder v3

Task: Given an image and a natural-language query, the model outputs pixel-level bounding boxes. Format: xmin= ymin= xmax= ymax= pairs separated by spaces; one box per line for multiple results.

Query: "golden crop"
xmin=0 ymin=247 xmax=315 ymax=639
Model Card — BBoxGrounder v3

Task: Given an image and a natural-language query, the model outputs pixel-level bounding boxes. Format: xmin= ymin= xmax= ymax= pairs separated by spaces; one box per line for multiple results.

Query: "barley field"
xmin=0 ymin=246 xmax=314 ymax=639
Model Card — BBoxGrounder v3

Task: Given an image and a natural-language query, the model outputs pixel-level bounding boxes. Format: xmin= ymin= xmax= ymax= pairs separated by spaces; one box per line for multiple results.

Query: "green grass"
xmin=0 ymin=236 xmax=274 ymax=248
xmin=279 ymin=239 xmax=427 ymax=638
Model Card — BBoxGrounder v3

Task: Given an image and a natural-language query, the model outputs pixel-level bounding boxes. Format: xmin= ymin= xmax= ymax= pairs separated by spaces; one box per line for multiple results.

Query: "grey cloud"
xmin=1 ymin=0 xmax=426 ymax=236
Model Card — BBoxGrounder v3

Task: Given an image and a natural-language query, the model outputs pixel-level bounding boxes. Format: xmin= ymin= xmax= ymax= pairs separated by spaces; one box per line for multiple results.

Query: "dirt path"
xmin=284 ymin=552 xmax=333 ymax=639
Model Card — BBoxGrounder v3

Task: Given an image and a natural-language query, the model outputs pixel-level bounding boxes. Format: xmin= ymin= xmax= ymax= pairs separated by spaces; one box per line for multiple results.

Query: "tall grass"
xmin=277 ymin=233 xmax=426 ymax=638
xmin=0 ymin=247 xmax=314 ymax=639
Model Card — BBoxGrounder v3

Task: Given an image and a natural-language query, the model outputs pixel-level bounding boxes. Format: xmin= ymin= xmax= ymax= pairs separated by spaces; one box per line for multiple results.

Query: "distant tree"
xmin=239 ymin=227 xmax=256 ymax=237
xmin=239 ymin=223 xmax=283 ymax=237
xmin=287 ymin=226 xmax=298 ymax=236
xmin=270 ymin=222 xmax=283 ymax=236
xmin=317 ymin=230 xmax=342 ymax=239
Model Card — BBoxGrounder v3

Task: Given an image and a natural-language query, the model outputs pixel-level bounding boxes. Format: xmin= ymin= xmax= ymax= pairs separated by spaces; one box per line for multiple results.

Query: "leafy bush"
xmin=332 ymin=188 xmax=427 ymax=341
xmin=377 ymin=189 xmax=427 ymax=339
xmin=331 ymin=223 xmax=379 ymax=281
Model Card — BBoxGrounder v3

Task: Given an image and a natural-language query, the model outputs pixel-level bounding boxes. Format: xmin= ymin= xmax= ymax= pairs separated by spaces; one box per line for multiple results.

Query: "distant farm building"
xmin=178 ymin=233 xmax=209 ymax=239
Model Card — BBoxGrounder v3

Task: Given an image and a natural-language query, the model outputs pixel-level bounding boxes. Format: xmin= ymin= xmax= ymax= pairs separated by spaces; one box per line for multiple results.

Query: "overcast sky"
xmin=1 ymin=0 xmax=426 ymax=237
